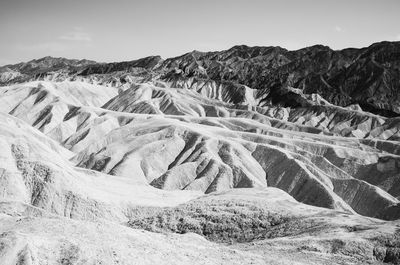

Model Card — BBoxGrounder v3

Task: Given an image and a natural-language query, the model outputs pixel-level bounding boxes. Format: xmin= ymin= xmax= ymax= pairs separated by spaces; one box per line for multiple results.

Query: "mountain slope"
xmin=1 ymin=81 xmax=399 ymax=220
xmin=2 ymin=41 xmax=400 ymax=117
xmin=1 ymin=42 xmax=400 ymax=265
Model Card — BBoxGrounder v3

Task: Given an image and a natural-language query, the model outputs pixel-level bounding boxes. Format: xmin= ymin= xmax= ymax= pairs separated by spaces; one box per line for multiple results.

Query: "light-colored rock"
xmin=1 ymin=78 xmax=400 ymax=265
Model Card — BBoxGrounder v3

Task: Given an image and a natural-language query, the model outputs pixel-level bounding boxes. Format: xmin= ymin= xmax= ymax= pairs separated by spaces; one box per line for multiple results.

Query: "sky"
xmin=0 ymin=0 xmax=399 ymax=65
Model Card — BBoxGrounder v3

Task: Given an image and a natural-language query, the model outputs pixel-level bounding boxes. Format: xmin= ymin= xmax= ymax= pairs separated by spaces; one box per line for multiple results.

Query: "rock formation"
xmin=1 ymin=42 xmax=400 ymax=264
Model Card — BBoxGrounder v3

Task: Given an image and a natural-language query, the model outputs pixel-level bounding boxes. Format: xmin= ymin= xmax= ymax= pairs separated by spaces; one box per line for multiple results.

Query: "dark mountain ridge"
xmin=1 ymin=41 xmax=400 ymax=117
xmin=4 ymin=56 xmax=96 ymax=74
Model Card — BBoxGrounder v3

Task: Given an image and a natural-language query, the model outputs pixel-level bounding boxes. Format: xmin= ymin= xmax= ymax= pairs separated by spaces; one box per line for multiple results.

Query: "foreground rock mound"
xmin=2 ymin=188 xmax=400 ymax=265
xmin=0 ymin=206 xmax=264 ymax=265
xmin=128 ymin=188 xmax=400 ymax=264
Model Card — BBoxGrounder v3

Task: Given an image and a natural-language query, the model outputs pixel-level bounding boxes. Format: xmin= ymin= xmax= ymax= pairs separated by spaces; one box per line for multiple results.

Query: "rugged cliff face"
xmin=1 ymin=42 xmax=400 ymax=265
xmin=2 ymin=41 xmax=400 ymax=115
xmin=157 ymin=41 xmax=400 ymax=116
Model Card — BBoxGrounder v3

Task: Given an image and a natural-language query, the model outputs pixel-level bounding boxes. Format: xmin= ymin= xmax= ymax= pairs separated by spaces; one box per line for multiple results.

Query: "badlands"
xmin=0 ymin=42 xmax=400 ymax=264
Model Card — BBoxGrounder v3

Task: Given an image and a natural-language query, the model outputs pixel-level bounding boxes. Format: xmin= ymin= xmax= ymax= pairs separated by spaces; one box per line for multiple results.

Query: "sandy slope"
xmin=0 ymin=210 xmax=266 ymax=265
xmin=1 ymin=187 xmax=399 ymax=264
xmin=0 ymin=81 xmax=399 ymax=219
xmin=0 ymin=112 xmax=201 ymax=222
xmin=0 ymin=80 xmax=400 ymax=264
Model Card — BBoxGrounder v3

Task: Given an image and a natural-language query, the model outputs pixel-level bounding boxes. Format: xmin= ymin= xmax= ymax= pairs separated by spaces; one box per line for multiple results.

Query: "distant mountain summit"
xmin=4 ymin=56 xmax=96 ymax=74
xmin=158 ymin=41 xmax=400 ymax=117
xmin=0 ymin=56 xmax=96 ymax=84
xmin=78 ymin=55 xmax=162 ymax=76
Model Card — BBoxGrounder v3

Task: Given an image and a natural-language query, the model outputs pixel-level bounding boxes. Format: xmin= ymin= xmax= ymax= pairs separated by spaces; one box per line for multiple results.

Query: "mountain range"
xmin=1 ymin=41 xmax=400 ymax=265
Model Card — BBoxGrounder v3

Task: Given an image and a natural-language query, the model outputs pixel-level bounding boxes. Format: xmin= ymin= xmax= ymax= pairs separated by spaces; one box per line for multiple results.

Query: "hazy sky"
xmin=0 ymin=0 xmax=399 ymax=65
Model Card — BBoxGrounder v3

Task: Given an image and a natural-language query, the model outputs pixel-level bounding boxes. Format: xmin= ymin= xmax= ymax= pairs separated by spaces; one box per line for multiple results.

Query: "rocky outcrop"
xmin=0 ymin=112 xmax=201 ymax=222
xmin=157 ymin=41 xmax=400 ymax=116
xmin=1 ymin=80 xmax=399 ymax=220
xmin=3 ymin=41 xmax=400 ymax=116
